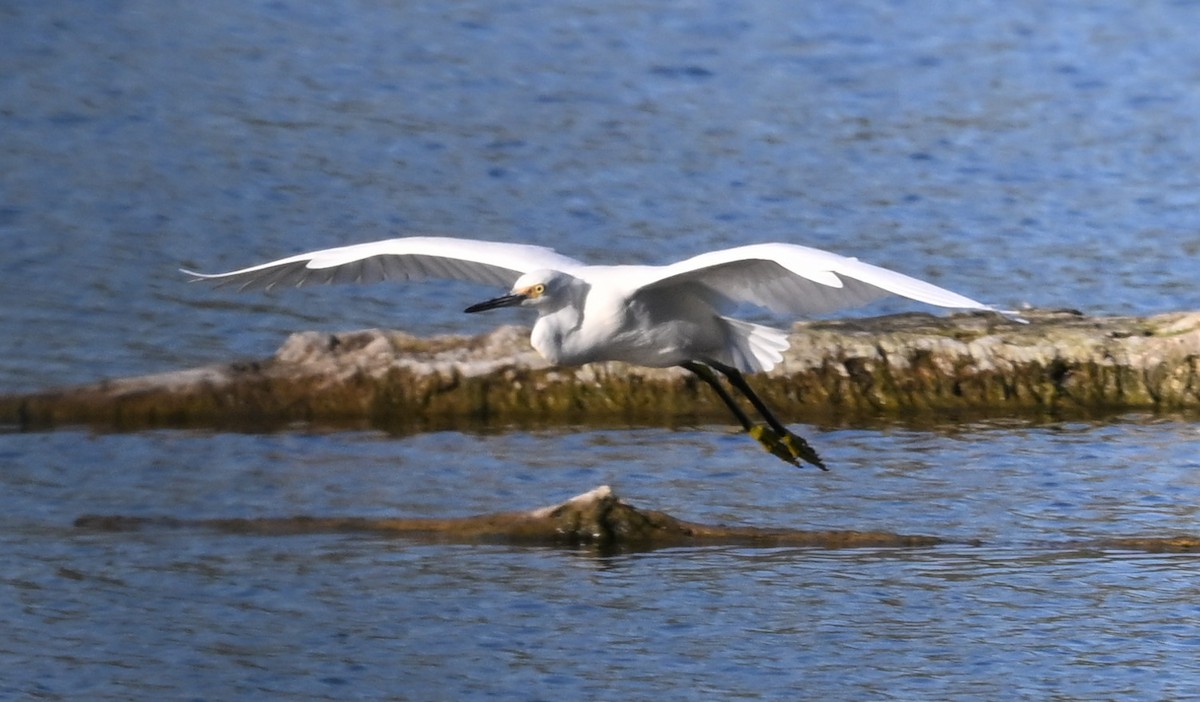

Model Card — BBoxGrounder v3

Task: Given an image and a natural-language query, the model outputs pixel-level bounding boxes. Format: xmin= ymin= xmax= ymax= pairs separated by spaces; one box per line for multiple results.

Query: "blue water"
xmin=3 ymin=1 xmax=1200 ymax=699
xmin=4 ymin=421 xmax=1200 ymax=700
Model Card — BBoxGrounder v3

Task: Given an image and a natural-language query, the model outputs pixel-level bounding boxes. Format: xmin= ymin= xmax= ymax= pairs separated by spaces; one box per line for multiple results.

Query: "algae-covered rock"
xmin=5 ymin=310 xmax=1200 ymax=431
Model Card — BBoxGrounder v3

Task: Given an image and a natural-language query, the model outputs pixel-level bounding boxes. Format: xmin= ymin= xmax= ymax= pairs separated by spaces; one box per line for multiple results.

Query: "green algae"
xmin=4 ymin=310 xmax=1200 ymax=432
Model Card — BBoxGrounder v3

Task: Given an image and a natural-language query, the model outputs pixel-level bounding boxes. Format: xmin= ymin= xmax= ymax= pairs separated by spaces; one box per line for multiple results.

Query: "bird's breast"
xmin=528 ymin=286 xmax=726 ymax=369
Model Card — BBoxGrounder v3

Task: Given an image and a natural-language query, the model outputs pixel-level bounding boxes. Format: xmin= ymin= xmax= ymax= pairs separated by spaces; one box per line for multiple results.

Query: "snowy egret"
xmin=184 ymin=237 xmax=1010 ymax=469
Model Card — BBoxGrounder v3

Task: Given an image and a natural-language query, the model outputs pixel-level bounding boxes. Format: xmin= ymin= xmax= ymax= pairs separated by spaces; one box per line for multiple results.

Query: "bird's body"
xmin=185 ymin=236 xmax=1012 ymax=469
xmin=510 ymin=267 xmax=780 ymax=371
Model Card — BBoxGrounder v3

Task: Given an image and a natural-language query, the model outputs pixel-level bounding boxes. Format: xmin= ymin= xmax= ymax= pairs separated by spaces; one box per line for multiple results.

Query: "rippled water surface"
xmin=4 ymin=420 xmax=1200 ymax=700
xmin=4 ymin=1 xmax=1200 ymax=699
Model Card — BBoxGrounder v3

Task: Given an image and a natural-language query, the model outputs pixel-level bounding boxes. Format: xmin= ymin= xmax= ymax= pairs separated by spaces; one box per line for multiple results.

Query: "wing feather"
xmin=639 ymin=243 xmax=1001 ymax=316
xmin=181 ymin=236 xmax=585 ymax=291
xmin=185 ymin=237 xmax=1012 ymax=318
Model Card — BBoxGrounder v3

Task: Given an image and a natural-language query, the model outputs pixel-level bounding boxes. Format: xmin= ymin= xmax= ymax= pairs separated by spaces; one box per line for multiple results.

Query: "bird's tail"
xmin=721 ymin=317 xmax=790 ymax=373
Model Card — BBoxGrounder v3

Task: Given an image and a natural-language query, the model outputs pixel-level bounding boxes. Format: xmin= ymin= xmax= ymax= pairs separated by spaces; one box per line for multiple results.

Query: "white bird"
xmin=184 ymin=236 xmax=1010 ymax=469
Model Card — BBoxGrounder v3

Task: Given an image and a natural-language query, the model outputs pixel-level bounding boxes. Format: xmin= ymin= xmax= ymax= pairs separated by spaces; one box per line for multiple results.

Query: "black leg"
xmin=682 ymin=361 xmax=827 ymax=470
xmin=681 ymin=361 xmax=755 ymax=431
xmin=708 ymin=362 xmax=789 ymax=434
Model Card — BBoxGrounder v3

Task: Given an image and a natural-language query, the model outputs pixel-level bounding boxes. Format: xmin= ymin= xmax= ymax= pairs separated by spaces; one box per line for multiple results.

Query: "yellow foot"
xmin=749 ymin=425 xmax=828 ymax=471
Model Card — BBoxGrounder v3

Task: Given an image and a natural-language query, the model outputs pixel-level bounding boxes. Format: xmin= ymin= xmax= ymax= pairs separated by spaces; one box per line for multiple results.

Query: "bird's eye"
xmin=532 ymin=284 xmax=546 ymax=295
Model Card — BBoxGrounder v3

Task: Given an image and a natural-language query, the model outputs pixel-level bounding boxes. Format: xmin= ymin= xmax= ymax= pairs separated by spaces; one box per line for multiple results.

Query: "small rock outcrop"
xmin=74 ymin=485 xmax=1200 ymax=553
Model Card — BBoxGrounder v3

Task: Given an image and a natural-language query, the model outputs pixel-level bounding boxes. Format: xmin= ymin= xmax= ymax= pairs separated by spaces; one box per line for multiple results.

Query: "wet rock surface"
xmin=74 ymin=485 xmax=1200 ymax=553
xmin=4 ymin=310 xmax=1200 ymax=431
xmin=71 ymin=485 xmax=947 ymax=551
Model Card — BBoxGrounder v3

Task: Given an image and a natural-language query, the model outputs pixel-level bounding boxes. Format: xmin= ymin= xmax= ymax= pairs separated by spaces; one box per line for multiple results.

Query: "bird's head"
xmin=464 ymin=269 xmax=569 ymax=314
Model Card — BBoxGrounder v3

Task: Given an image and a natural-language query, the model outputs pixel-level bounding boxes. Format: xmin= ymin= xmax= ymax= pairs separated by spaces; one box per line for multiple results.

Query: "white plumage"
xmin=185 ymin=236 xmax=1010 ymax=469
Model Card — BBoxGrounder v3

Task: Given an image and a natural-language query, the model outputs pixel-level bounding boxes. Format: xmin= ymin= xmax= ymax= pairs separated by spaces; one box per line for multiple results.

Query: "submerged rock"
xmin=5 ymin=310 xmax=1200 ymax=431
xmin=73 ymin=484 xmax=1200 ymax=554
xmin=74 ymin=485 xmax=946 ymax=550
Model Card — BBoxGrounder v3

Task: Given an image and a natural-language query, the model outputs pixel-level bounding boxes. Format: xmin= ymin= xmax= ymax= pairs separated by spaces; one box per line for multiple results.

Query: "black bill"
xmin=464 ymin=292 xmax=527 ymax=313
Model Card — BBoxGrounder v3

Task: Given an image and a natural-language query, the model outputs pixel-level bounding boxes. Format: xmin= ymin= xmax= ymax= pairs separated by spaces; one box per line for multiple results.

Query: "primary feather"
xmin=181 ymin=236 xmax=585 ymax=292
xmin=637 ymin=243 xmax=992 ymax=316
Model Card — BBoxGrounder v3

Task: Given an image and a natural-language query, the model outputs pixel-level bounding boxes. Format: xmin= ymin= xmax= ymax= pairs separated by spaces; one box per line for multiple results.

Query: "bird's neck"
xmin=529 ymin=281 xmax=587 ymax=365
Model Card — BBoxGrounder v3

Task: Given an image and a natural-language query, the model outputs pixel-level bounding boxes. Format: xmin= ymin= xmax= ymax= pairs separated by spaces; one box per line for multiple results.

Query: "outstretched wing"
xmin=181 ymin=236 xmax=586 ymax=291
xmin=638 ymin=243 xmax=1003 ymax=316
